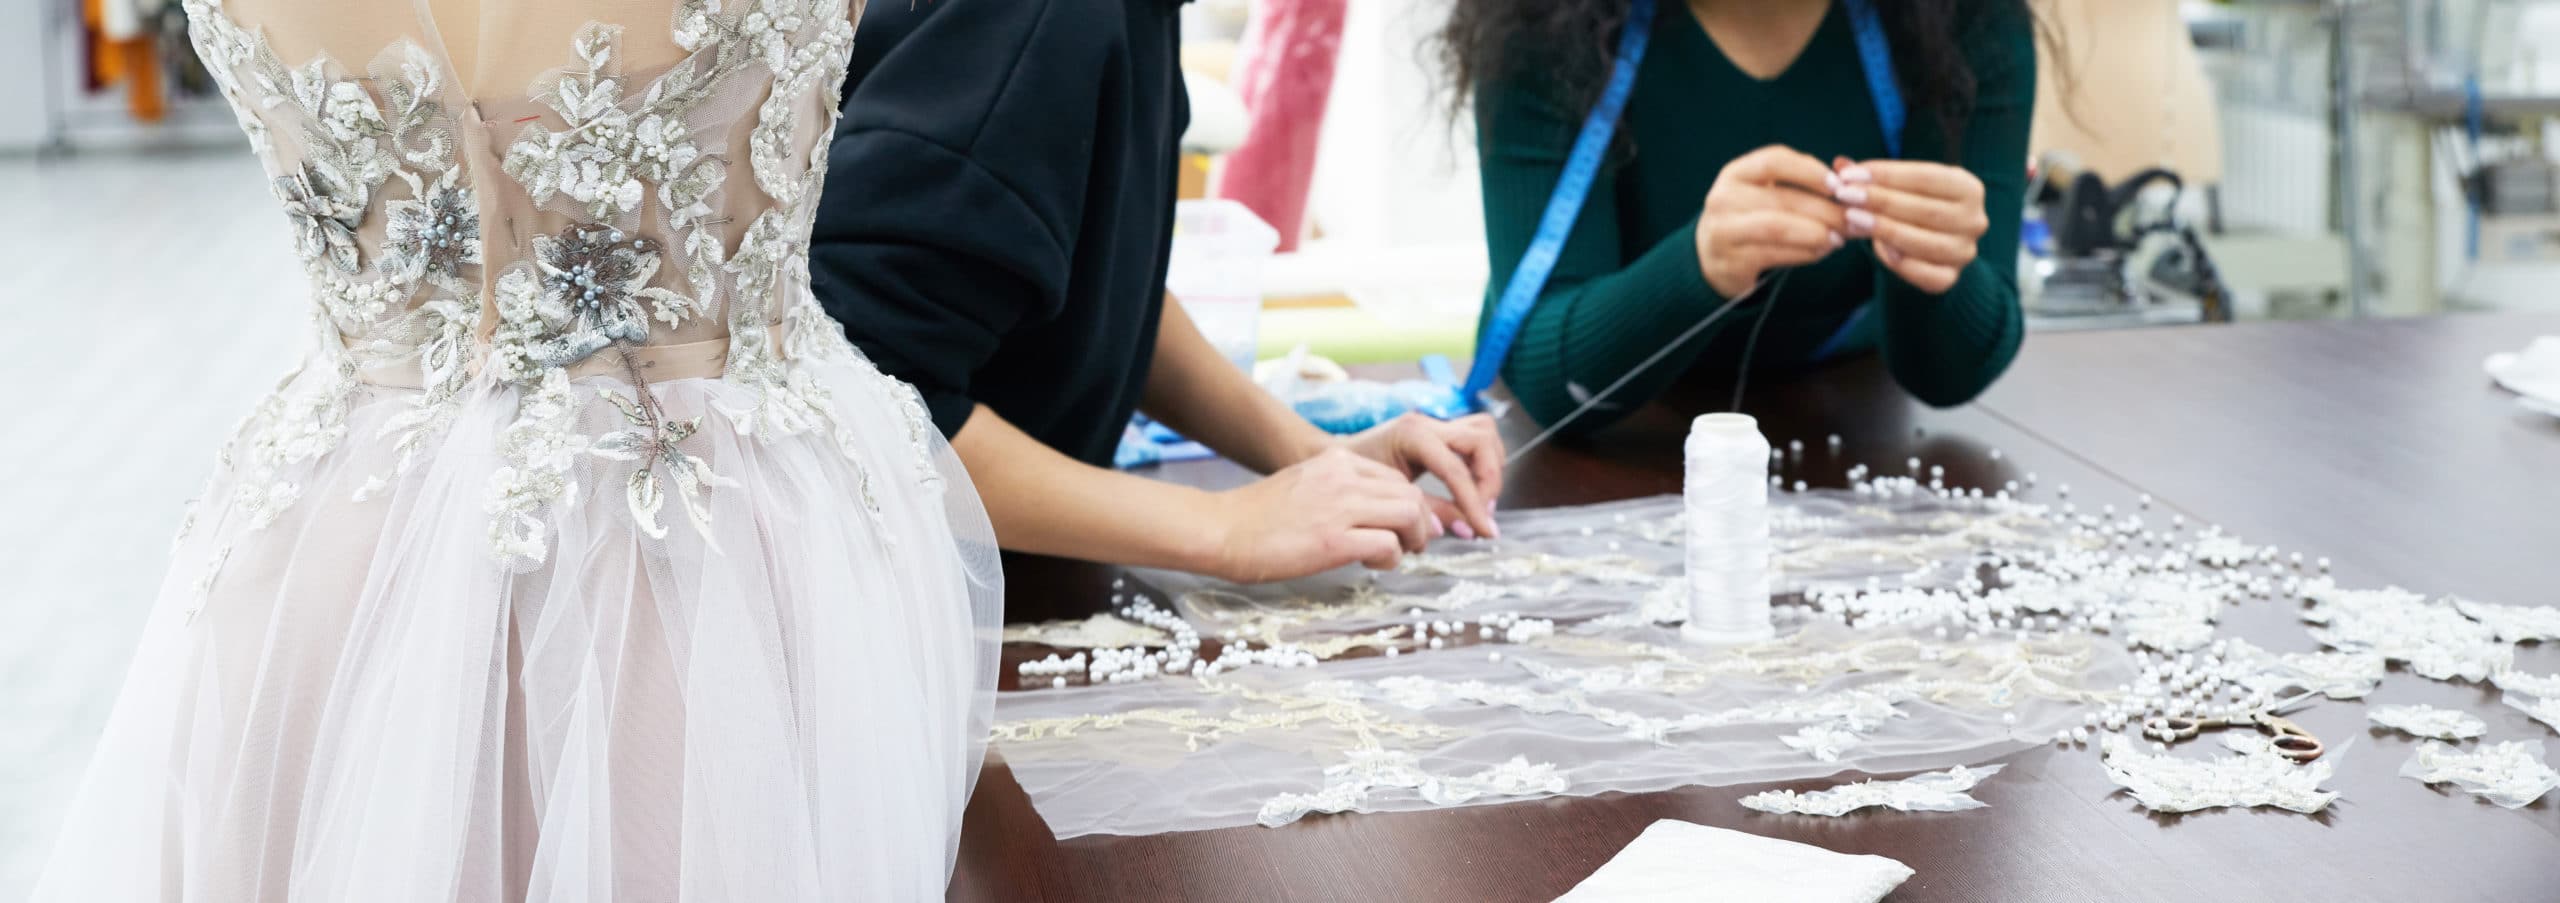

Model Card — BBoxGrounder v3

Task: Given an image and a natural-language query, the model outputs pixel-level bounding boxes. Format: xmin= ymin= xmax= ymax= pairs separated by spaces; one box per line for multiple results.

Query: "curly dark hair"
xmin=1434 ymin=0 xmax=2055 ymax=159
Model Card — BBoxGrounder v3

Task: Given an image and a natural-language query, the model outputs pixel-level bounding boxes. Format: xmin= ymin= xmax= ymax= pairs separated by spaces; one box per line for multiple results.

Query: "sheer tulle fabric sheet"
xmin=36 ymin=363 xmax=1003 ymax=902
xmin=994 ymin=494 xmax=2131 ymax=838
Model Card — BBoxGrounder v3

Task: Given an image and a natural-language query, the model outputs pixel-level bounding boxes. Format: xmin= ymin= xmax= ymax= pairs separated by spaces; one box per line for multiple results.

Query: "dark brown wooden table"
xmin=954 ymin=313 xmax=2560 ymax=902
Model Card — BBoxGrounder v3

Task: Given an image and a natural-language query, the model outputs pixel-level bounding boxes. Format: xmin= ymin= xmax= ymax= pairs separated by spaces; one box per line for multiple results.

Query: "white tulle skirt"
xmin=30 ymin=355 xmax=1002 ymax=901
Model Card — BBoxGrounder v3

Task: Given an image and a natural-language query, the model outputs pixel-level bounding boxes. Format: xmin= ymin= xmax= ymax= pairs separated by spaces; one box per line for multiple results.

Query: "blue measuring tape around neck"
xmin=1458 ymin=0 xmax=1905 ymax=409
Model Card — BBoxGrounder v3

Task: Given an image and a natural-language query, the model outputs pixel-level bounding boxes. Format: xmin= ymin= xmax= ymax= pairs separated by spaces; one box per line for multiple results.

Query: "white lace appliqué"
xmin=2365 ymin=704 xmax=2488 ymax=740
xmin=2399 ymin=740 xmax=2560 ymax=809
xmin=2299 ymin=580 xmax=2513 ymax=683
xmin=1738 ymin=764 xmax=2004 ymax=817
xmin=2099 ymin=733 xmax=2339 ymax=814
xmin=1256 ymin=750 xmax=1566 ymax=828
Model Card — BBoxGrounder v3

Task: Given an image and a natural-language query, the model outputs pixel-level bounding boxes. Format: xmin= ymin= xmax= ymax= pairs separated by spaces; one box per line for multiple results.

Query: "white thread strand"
xmin=1503 ymin=272 xmax=1792 ymax=467
xmin=1682 ymin=413 xmax=1775 ymax=643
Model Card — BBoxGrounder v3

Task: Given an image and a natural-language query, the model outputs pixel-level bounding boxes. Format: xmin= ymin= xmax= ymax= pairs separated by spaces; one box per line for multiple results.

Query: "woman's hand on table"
xmin=1339 ymin=412 xmax=1507 ymax=541
xmin=1198 ymin=446 xmax=1439 ymax=584
xmin=1695 ymin=145 xmax=1852 ymax=298
xmin=1830 ymin=156 xmax=1986 ymax=295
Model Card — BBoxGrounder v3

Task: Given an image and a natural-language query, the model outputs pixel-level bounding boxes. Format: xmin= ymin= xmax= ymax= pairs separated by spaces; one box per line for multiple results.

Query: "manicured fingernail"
xmin=1429 ymin=512 xmax=1446 ymax=538
xmin=1452 ymin=520 xmax=1477 ymax=540
xmin=1880 ymin=243 xmax=1903 ymax=264
xmin=1824 ymin=173 xmax=1842 ymax=194
xmin=1846 ymin=208 xmax=1875 ymax=235
xmin=1841 ymin=166 xmax=1874 ymax=184
xmin=1829 ymin=231 xmax=1845 ymax=249
xmin=1488 ymin=500 xmax=1498 ymax=514
xmin=1835 ymin=185 xmax=1868 ymax=206
xmin=1487 ymin=521 xmax=1502 ymax=540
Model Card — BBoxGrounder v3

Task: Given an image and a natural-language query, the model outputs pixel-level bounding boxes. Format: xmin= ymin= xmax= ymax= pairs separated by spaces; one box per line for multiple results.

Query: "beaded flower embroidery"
xmin=180 ymin=0 xmax=937 ymax=576
xmin=525 ymin=224 xmax=668 ymax=368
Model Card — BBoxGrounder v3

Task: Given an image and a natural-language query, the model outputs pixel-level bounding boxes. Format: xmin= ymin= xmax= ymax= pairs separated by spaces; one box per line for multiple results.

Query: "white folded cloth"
xmin=1553 ymin=819 xmax=1914 ymax=903
xmin=2484 ymin=336 xmax=2560 ymax=417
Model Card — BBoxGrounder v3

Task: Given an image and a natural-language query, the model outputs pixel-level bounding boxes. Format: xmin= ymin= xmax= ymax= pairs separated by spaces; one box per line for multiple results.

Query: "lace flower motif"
xmin=591 ymin=389 xmax=738 ymax=545
xmin=486 ymin=367 xmax=586 ymax=564
xmin=379 ymin=169 xmax=479 ymax=283
xmin=1739 ymin=764 xmax=2004 ymax=817
xmin=1256 ymin=749 xmax=1565 ymax=827
xmin=274 ymin=161 xmax=366 ymax=275
xmin=320 ymin=80 xmax=388 ymax=143
xmin=525 ymin=224 xmax=665 ymax=367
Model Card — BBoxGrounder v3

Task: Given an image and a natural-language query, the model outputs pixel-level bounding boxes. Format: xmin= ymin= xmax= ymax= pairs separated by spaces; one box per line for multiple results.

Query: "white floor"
xmin=0 ymin=148 xmax=305 ymax=896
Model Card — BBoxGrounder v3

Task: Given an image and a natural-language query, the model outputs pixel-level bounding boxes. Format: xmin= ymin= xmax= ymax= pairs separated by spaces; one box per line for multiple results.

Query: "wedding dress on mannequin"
xmin=32 ymin=0 xmax=1002 ymax=898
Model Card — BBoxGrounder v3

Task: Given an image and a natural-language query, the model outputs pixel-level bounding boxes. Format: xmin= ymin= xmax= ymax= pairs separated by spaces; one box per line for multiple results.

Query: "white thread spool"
xmin=1682 ymin=414 xmax=1775 ymax=644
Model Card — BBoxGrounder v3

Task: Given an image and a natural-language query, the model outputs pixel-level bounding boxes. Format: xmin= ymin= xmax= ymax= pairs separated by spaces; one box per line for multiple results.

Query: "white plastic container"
xmin=1166 ymin=199 xmax=1280 ymax=372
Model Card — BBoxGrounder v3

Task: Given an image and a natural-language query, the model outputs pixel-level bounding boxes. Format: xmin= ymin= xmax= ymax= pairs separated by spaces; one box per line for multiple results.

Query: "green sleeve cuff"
xmin=1875 ymin=256 xmax=2023 ymax=407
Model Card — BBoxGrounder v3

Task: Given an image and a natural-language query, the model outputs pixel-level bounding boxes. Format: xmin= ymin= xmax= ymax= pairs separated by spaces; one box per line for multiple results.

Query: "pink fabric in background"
xmin=1213 ymin=0 xmax=1347 ymax=252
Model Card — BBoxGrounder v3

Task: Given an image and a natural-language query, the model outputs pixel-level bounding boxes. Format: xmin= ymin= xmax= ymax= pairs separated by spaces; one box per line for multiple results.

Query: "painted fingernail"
xmin=1835 ymin=185 xmax=1868 ymax=205
xmin=1430 ymin=512 xmax=1446 ymax=538
xmin=1829 ymin=231 xmax=1845 ymax=249
xmin=1452 ymin=520 xmax=1478 ymax=540
xmin=1488 ymin=500 xmax=1499 ymax=514
xmin=1824 ymin=172 xmax=1843 ymax=194
xmin=1881 ymin=243 xmax=1904 ymax=265
xmin=1846 ymin=208 xmax=1875 ymax=235
xmin=1841 ymin=166 xmax=1874 ymax=184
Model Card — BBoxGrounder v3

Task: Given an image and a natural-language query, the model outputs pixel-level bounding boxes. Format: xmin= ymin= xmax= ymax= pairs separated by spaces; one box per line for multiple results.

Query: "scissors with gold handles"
xmin=2139 ymin=691 xmax=2325 ymax=763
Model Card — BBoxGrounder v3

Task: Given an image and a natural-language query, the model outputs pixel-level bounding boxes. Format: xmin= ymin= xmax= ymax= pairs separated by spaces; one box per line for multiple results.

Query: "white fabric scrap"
xmin=1780 ymin=721 xmax=1868 ymax=763
xmin=2400 ymin=740 xmax=2560 ymax=809
xmin=2451 ymin=598 xmax=2560 ymax=644
xmin=2491 ymin=670 xmax=2560 ymax=700
xmin=1738 ymin=764 xmax=2003 ymax=817
xmin=2503 ymin=693 xmax=2560 ymax=735
xmin=2366 ymin=704 xmax=2488 ymax=740
xmin=2099 ymin=733 xmax=2340 ymax=814
xmin=1554 ymin=819 xmax=1914 ymax=903
xmin=2484 ymin=335 xmax=2560 ymax=412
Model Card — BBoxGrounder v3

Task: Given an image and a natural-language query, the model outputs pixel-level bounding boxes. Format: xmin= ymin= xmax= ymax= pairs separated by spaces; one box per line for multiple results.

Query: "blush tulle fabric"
xmin=31 ymin=1 xmax=1003 ymax=900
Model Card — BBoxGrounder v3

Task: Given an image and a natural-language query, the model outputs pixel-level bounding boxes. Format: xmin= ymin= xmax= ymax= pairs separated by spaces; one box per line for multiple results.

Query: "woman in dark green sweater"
xmin=1440 ymin=0 xmax=2041 ymax=432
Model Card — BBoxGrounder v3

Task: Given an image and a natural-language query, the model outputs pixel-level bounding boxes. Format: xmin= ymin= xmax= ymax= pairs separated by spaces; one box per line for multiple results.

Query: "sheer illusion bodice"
xmin=32 ymin=2 xmax=1002 ymax=900
xmin=201 ymin=0 xmax=844 ymax=357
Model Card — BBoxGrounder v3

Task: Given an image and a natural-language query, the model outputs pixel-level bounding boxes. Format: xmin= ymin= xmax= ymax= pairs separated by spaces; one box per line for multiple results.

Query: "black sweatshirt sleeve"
xmin=807 ymin=0 xmax=1101 ymax=436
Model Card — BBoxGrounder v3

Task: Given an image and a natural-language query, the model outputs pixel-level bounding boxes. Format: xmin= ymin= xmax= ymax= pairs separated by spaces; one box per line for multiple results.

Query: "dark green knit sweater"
xmin=1473 ymin=4 xmax=2035 ymax=432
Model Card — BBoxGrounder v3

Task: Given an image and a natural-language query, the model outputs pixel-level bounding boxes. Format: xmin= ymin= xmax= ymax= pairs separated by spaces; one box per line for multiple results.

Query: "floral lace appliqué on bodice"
xmin=179 ymin=0 xmax=941 ymax=576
